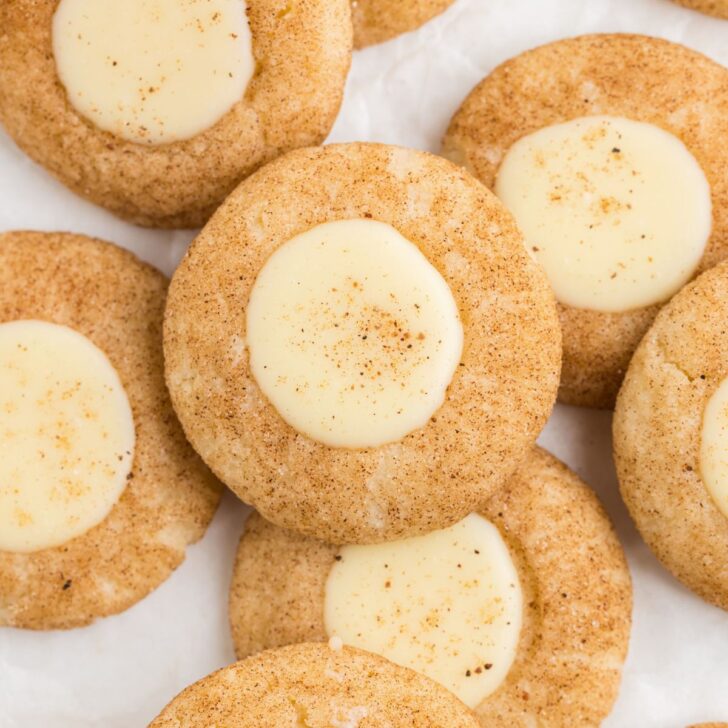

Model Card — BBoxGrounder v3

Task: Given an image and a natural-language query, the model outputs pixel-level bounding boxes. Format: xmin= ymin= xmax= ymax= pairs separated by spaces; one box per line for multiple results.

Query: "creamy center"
xmin=0 ymin=320 xmax=135 ymax=553
xmin=324 ymin=514 xmax=523 ymax=708
xmin=495 ymin=115 xmax=712 ymax=313
xmin=246 ymin=219 xmax=463 ymax=449
xmin=701 ymin=377 xmax=728 ymax=520
xmin=52 ymin=0 xmax=254 ymax=145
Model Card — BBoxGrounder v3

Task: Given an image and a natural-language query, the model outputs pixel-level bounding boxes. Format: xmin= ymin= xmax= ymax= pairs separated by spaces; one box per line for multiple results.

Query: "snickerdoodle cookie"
xmin=444 ymin=34 xmax=728 ymax=408
xmin=229 ymin=448 xmax=632 ymax=727
xmin=0 ymin=231 xmax=220 ymax=630
xmin=614 ymin=261 xmax=728 ymax=611
xmin=673 ymin=0 xmax=728 ymax=18
xmin=149 ymin=642 xmax=481 ymax=727
xmin=351 ymin=0 xmax=455 ymax=48
xmin=164 ymin=142 xmax=561 ymax=545
xmin=0 ymin=0 xmax=352 ymax=228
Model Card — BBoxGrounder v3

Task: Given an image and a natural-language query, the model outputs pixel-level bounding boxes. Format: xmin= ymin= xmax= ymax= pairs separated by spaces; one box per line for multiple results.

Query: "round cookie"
xmin=351 ymin=0 xmax=455 ymax=48
xmin=673 ymin=0 xmax=728 ymax=18
xmin=614 ymin=261 xmax=728 ymax=611
xmin=149 ymin=642 xmax=481 ymax=727
xmin=688 ymin=724 xmax=728 ymax=728
xmin=443 ymin=34 xmax=728 ymax=409
xmin=0 ymin=0 xmax=352 ymax=228
xmin=164 ymin=142 xmax=561 ymax=545
xmin=229 ymin=448 xmax=632 ymax=727
xmin=0 ymin=231 xmax=220 ymax=630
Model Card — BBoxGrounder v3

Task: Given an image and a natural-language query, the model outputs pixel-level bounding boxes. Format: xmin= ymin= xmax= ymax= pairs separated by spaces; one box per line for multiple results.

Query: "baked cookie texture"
xmin=149 ymin=642 xmax=481 ymax=727
xmin=229 ymin=448 xmax=632 ymax=727
xmin=674 ymin=0 xmax=728 ymax=18
xmin=164 ymin=142 xmax=561 ymax=545
xmin=351 ymin=0 xmax=455 ymax=48
xmin=443 ymin=34 xmax=728 ymax=409
xmin=0 ymin=231 xmax=221 ymax=630
xmin=0 ymin=0 xmax=352 ymax=228
xmin=614 ymin=261 xmax=728 ymax=611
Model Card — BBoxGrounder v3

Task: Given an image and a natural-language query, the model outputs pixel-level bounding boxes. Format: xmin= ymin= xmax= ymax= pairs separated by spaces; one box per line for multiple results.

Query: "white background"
xmin=0 ymin=0 xmax=727 ymax=725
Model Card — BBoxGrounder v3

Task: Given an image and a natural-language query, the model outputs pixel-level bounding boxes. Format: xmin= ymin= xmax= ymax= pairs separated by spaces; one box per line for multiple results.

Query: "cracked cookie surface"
xmin=229 ymin=448 xmax=632 ymax=727
xmin=614 ymin=260 xmax=728 ymax=611
xmin=351 ymin=0 xmax=455 ymax=48
xmin=163 ymin=142 xmax=561 ymax=545
xmin=0 ymin=0 xmax=352 ymax=227
xmin=673 ymin=0 xmax=728 ymax=18
xmin=443 ymin=34 xmax=728 ymax=408
xmin=0 ymin=231 xmax=221 ymax=630
xmin=149 ymin=643 xmax=481 ymax=727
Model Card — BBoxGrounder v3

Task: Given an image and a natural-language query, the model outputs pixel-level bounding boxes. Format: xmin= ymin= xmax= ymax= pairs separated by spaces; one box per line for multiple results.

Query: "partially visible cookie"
xmin=164 ymin=142 xmax=561 ymax=545
xmin=149 ymin=643 xmax=481 ymax=727
xmin=351 ymin=0 xmax=455 ymax=48
xmin=614 ymin=261 xmax=728 ymax=611
xmin=444 ymin=34 xmax=728 ymax=408
xmin=0 ymin=0 xmax=352 ymax=227
xmin=229 ymin=448 xmax=632 ymax=727
xmin=0 ymin=231 xmax=220 ymax=630
xmin=673 ymin=0 xmax=728 ymax=18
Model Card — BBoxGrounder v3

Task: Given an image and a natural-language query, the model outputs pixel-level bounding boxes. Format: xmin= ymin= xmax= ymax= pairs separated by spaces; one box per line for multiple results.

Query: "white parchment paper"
xmin=1 ymin=0 xmax=727 ymax=725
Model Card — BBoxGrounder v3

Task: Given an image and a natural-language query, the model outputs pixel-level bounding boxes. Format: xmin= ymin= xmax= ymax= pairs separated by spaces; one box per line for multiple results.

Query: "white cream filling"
xmin=0 ymin=320 xmax=135 ymax=552
xmin=495 ymin=115 xmax=711 ymax=313
xmin=246 ymin=219 xmax=463 ymax=449
xmin=53 ymin=0 xmax=255 ymax=144
xmin=324 ymin=514 xmax=523 ymax=708
xmin=701 ymin=377 xmax=728 ymax=520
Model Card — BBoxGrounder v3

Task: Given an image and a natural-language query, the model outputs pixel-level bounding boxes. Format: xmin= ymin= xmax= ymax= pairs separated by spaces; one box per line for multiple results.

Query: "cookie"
xmin=149 ymin=642 xmax=480 ymax=727
xmin=164 ymin=142 xmax=561 ymax=544
xmin=614 ymin=261 xmax=728 ymax=611
xmin=0 ymin=0 xmax=352 ymax=228
xmin=0 ymin=231 xmax=220 ymax=630
xmin=673 ymin=0 xmax=728 ymax=18
xmin=229 ymin=448 xmax=632 ymax=726
xmin=351 ymin=0 xmax=455 ymax=48
xmin=443 ymin=34 xmax=728 ymax=408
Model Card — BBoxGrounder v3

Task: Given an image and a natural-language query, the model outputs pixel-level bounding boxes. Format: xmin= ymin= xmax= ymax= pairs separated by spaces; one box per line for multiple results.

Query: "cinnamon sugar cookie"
xmin=351 ymin=0 xmax=455 ymax=48
xmin=673 ymin=0 xmax=728 ymax=18
xmin=0 ymin=231 xmax=220 ymax=630
xmin=164 ymin=143 xmax=561 ymax=544
xmin=0 ymin=0 xmax=352 ymax=228
xmin=444 ymin=34 xmax=728 ymax=408
xmin=614 ymin=261 xmax=728 ymax=611
xmin=149 ymin=643 xmax=481 ymax=727
xmin=229 ymin=448 xmax=632 ymax=726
